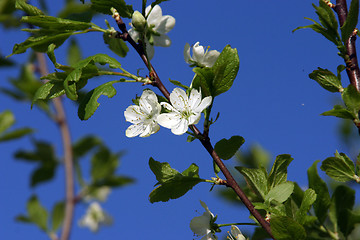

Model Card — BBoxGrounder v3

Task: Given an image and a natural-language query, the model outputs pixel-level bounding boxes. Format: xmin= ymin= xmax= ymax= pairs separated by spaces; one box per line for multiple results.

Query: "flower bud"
xmin=131 ymin=11 xmax=146 ymax=32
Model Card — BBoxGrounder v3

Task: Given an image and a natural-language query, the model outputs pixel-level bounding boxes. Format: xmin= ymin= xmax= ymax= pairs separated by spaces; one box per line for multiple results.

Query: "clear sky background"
xmin=1 ymin=0 xmax=358 ymax=240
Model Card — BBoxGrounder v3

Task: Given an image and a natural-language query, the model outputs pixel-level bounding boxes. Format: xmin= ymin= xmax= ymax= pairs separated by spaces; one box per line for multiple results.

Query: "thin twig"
xmin=334 ymin=0 xmax=360 ymax=91
xmin=112 ymin=12 xmax=274 ymax=239
xmin=35 ymin=53 xmax=75 ymax=240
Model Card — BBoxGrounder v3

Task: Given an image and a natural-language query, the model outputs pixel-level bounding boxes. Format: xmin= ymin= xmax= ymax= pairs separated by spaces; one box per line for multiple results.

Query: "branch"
xmin=112 ymin=12 xmax=274 ymax=240
xmin=334 ymin=0 xmax=360 ymax=91
xmin=35 ymin=53 xmax=75 ymax=240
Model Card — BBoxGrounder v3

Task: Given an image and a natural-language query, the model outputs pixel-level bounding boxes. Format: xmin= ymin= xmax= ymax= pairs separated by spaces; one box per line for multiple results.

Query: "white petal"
xmin=124 ymin=105 xmax=144 ymax=124
xmin=125 ymin=123 xmax=146 ymax=138
xmin=190 ymin=215 xmax=211 ymax=236
xmin=188 ymin=112 xmax=201 ymax=125
xmin=128 ymin=28 xmax=140 ymax=42
xmin=188 ymin=88 xmax=201 ymax=110
xmin=139 ymin=122 xmax=159 ymax=137
xmin=230 ymin=225 xmax=246 ymax=240
xmin=170 ymin=118 xmax=188 ymax=135
xmin=200 ymin=200 xmax=214 ymax=218
xmin=142 ymin=89 xmax=158 ymax=103
xmin=184 ymin=43 xmax=192 ymax=64
xmin=203 ymin=50 xmax=220 ymax=68
xmin=146 ymin=5 xmax=162 ymax=26
xmin=192 ymin=42 xmax=205 ymax=63
xmin=157 ymin=112 xmax=181 ymax=129
xmin=146 ymin=43 xmax=155 ymax=60
xmin=154 ymin=15 xmax=175 ymax=34
xmin=160 ymin=102 xmax=176 ymax=112
xmin=153 ymin=34 xmax=171 ymax=47
xmin=194 ymin=96 xmax=212 ymax=113
xmin=170 ymin=88 xmax=188 ymax=111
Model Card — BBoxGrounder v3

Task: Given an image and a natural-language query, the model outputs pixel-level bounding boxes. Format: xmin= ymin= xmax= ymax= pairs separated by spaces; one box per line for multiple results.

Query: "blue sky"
xmin=0 ymin=0 xmax=356 ymax=239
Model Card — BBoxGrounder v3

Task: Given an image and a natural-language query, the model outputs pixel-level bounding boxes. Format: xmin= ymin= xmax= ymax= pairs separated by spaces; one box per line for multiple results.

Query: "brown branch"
xmin=36 ymin=53 xmax=75 ymax=240
xmin=335 ymin=0 xmax=360 ymax=91
xmin=112 ymin=12 xmax=274 ymax=239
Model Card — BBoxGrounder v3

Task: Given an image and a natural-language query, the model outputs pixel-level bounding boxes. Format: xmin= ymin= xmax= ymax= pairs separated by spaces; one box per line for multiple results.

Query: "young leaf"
xmin=72 ymin=135 xmax=102 ymax=159
xmin=214 ymin=135 xmax=245 ymax=160
xmin=342 ymin=84 xmax=360 ymax=119
xmin=51 ymin=201 xmax=65 ymax=231
xmin=78 ymin=80 xmax=118 ymax=120
xmin=0 ymin=110 xmax=15 ymax=134
xmin=169 ymin=79 xmax=189 ymax=90
xmin=90 ymin=146 xmax=119 ymax=181
xmin=235 ymin=167 xmax=268 ymax=199
xmin=268 ymin=154 xmax=293 ymax=188
xmin=67 ymin=38 xmax=82 ymax=66
xmin=270 ymin=216 xmax=306 ymax=240
xmin=320 ymin=153 xmax=356 ymax=182
xmin=90 ymin=0 xmax=133 ymax=18
xmin=192 ymin=67 xmax=214 ymax=97
xmin=103 ymin=33 xmax=129 ymax=58
xmin=340 ymin=0 xmax=359 ymax=43
xmin=15 ymin=0 xmax=44 ymax=16
xmin=21 ymin=15 xmax=91 ymax=31
xmin=307 ymin=160 xmax=330 ymax=224
xmin=265 ymin=181 xmax=294 ymax=204
xmin=321 ymin=105 xmax=355 ymax=120
xmin=148 ymin=158 xmax=202 ymax=203
xmin=211 ymin=45 xmax=239 ymax=97
xmin=27 ymin=195 xmax=48 ymax=232
xmin=330 ymin=185 xmax=355 ymax=237
xmin=0 ymin=127 xmax=33 ymax=142
xmin=308 ymin=67 xmax=343 ymax=92
xmin=295 ymin=188 xmax=317 ymax=225
xmin=150 ymin=0 xmax=169 ymax=8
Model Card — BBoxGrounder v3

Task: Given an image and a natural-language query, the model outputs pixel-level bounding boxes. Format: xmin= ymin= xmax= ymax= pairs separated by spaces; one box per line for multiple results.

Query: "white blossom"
xmin=78 ymin=202 xmax=112 ymax=232
xmin=184 ymin=42 xmax=220 ymax=68
xmin=124 ymin=89 xmax=161 ymax=138
xmin=128 ymin=5 xmax=175 ymax=59
xmin=157 ymin=88 xmax=212 ymax=135
xmin=190 ymin=200 xmax=217 ymax=240
xmin=83 ymin=186 xmax=111 ymax=202
xmin=228 ymin=225 xmax=246 ymax=240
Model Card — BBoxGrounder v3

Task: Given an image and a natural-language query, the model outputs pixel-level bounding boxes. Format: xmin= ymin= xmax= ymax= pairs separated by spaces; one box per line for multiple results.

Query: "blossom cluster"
xmin=124 ymin=88 xmax=212 ymax=137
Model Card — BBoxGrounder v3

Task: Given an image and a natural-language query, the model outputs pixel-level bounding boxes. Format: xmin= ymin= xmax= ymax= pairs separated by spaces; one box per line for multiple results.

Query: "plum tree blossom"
xmin=124 ymin=89 xmax=161 ymax=137
xmin=78 ymin=202 xmax=112 ymax=232
xmin=128 ymin=5 xmax=175 ymax=59
xmin=184 ymin=42 xmax=220 ymax=68
xmin=227 ymin=225 xmax=246 ymax=240
xmin=157 ymin=88 xmax=212 ymax=135
xmin=190 ymin=200 xmax=217 ymax=240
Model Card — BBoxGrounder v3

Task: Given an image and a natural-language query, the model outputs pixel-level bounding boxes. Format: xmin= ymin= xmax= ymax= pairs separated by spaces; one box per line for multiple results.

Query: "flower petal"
xmin=157 ymin=112 xmax=181 ymax=129
xmin=194 ymin=96 xmax=212 ymax=113
xmin=171 ymin=118 xmax=188 ymax=135
xmin=190 ymin=215 xmax=211 ymax=236
xmin=155 ymin=15 xmax=175 ymax=34
xmin=160 ymin=102 xmax=176 ymax=112
xmin=146 ymin=5 xmax=162 ymax=26
xmin=203 ymin=50 xmax=220 ymax=68
xmin=124 ymin=105 xmax=144 ymax=124
xmin=170 ymin=88 xmax=188 ymax=111
xmin=153 ymin=34 xmax=171 ymax=47
xmin=145 ymin=42 xmax=155 ymax=60
xmin=192 ymin=42 xmax=205 ymax=64
xmin=139 ymin=122 xmax=159 ymax=137
xmin=188 ymin=112 xmax=201 ymax=125
xmin=125 ymin=123 xmax=146 ymax=138
xmin=184 ymin=43 xmax=192 ymax=64
xmin=188 ymin=88 xmax=202 ymax=110
xmin=128 ymin=28 xmax=140 ymax=42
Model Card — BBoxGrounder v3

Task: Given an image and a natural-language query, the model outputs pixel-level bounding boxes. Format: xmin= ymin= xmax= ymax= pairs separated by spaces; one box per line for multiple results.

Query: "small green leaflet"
xmin=214 ymin=135 xmax=244 ymax=160
xmin=90 ymin=0 xmax=133 ymax=18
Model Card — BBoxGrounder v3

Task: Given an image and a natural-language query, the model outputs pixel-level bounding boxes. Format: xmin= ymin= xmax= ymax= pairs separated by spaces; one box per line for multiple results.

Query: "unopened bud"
xmin=132 ymin=11 xmax=146 ymax=32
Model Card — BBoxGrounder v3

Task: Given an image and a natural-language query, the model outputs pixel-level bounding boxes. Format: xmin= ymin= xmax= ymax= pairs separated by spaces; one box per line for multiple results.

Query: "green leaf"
xmin=169 ymin=79 xmax=189 ymax=90
xmin=57 ymin=2 xmax=93 ymax=22
xmin=0 ymin=127 xmax=33 ymax=142
xmin=51 ymin=201 xmax=65 ymax=231
xmin=211 ymin=45 xmax=240 ymax=96
xmin=321 ymin=105 xmax=355 ymax=120
xmin=78 ymin=81 xmax=118 ymax=120
xmin=67 ymin=38 xmax=82 ymax=66
xmin=72 ymin=135 xmax=102 ymax=159
xmin=214 ymin=135 xmax=245 ymax=160
xmin=295 ymin=188 xmax=317 ymax=225
xmin=307 ymin=160 xmax=330 ymax=224
xmin=149 ymin=158 xmax=202 ymax=203
xmin=90 ymin=0 xmax=133 ymax=17
xmin=192 ymin=67 xmax=214 ymax=97
xmin=341 ymin=0 xmax=359 ymax=42
xmin=342 ymin=84 xmax=360 ymax=119
xmin=27 ymin=195 xmax=48 ymax=231
xmin=0 ymin=110 xmax=15 ymax=134
xmin=21 ymin=15 xmax=91 ymax=31
xmin=270 ymin=216 xmax=306 ymax=240
xmin=316 ymin=1 xmax=338 ymax=32
xmin=90 ymin=146 xmax=119 ymax=181
xmin=9 ymin=32 xmax=73 ymax=56
xmin=103 ymin=33 xmax=129 ymax=58
xmin=321 ymin=153 xmax=356 ymax=182
xmin=309 ymin=67 xmax=343 ymax=92
xmin=150 ymin=0 xmax=169 ymax=8
xmin=330 ymin=185 xmax=355 ymax=237
xmin=63 ymin=53 xmax=121 ymax=100
xmin=15 ymin=0 xmax=44 ymax=16
xmin=268 ymin=154 xmax=293 ymax=188
xmin=265 ymin=181 xmax=294 ymax=204
xmin=235 ymin=167 xmax=268 ymax=199
xmin=291 ymin=182 xmax=305 ymax=207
